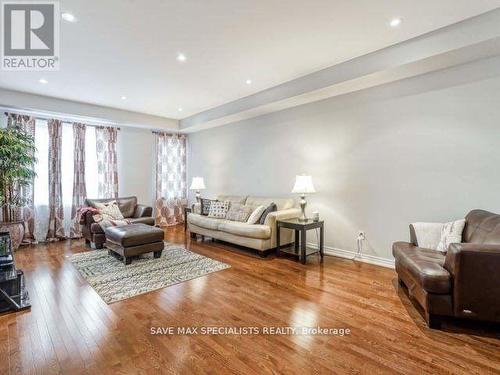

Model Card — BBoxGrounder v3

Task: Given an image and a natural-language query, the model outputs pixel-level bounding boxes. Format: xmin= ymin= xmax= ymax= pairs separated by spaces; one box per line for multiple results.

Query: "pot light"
xmin=62 ymin=12 xmax=76 ymax=22
xmin=178 ymin=107 xmax=183 ymax=112
xmin=246 ymin=79 xmax=252 ymax=85
xmin=390 ymin=18 xmax=402 ymax=27
xmin=176 ymin=53 xmax=186 ymax=62
xmin=121 ymin=95 xmax=127 ymax=100
xmin=39 ymin=78 xmax=48 ymax=84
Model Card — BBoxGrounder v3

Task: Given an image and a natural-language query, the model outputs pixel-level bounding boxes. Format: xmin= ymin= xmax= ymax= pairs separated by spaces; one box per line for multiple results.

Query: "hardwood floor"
xmin=1 ymin=225 xmax=499 ymax=374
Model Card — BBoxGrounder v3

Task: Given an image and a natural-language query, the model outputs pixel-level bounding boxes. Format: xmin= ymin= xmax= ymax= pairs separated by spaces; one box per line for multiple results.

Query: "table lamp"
xmin=292 ymin=175 xmax=316 ymax=222
xmin=190 ymin=177 xmax=206 ymax=202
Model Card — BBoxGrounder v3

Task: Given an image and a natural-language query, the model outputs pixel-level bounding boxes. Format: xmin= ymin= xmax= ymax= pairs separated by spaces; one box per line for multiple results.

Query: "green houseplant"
xmin=0 ymin=126 xmax=36 ymax=249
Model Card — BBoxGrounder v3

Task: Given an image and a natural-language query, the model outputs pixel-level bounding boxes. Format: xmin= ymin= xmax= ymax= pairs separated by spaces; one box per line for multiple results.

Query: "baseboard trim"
xmin=307 ymin=242 xmax=395 ymax=269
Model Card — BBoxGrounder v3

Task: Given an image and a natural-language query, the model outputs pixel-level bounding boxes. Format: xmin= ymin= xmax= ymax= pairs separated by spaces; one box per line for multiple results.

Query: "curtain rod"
xmin=152 ymin=130 xmax=186 ymax=136
xmin=4 ymin=110 xmax=121 ymax=130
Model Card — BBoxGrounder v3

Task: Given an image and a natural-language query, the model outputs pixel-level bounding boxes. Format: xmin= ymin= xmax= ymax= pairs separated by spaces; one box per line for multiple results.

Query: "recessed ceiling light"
xmin=390 ymin=18 xmax=402 ymax=27
xmin=176 ymin=53 xmax=186 ymax=62
xmin=178 ymin=107 xmax=183 ymax=112
xmin=61 ymin=12 xmax=76 ymax=22
xmin=39 ymin=78 xmax=48 ymax=84
xmin=246 ymin=79 xmax=252 ymax=85
xmin=121 ymin=95 xmax=127 ymax=100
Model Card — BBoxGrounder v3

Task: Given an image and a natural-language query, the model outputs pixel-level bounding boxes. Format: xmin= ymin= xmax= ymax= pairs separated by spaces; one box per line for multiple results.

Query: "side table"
xmin=276 ymin=219 xmax=324 ymax=264
xmin=184 ymin=207 xmax=192 ymax=232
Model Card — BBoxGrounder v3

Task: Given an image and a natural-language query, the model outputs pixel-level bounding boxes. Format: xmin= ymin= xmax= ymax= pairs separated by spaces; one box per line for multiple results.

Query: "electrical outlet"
xmin=358 ymin=231 xmax=365 ymax=240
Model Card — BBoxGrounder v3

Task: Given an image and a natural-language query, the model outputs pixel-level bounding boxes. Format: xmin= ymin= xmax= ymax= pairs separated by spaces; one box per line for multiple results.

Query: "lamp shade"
xmin=189 ymin=177 xmax=206 ymax=190
xmin=292 ymin=175 xmax=316 ymax=194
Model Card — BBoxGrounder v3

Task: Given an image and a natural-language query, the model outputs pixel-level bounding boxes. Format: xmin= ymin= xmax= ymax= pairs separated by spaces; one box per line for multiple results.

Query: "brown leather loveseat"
xmin=393 ymin=209 xmax=500 ymax=328
xmin=81 ymin=196 xmax=153 ymax=249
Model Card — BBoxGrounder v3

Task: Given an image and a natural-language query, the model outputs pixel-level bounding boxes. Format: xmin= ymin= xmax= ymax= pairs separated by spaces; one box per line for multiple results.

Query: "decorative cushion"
xmin=247 ymin=205 xmax=266 ymax=224
xmin=411 ymin=222 xmax=443 ymax=250
xmin=436 ymin=219 xmax=466 ymax=252
xmin=200 ymin=198 xmax=217 ymax=216
xmin=259 ymin=203 xmax=277 ymax=224
xmin=226 ymin=204 xmax=253 ymax=222
xmin=208 ymin=201 xmax=231 ymax=219
xmin=86 ymin=197 xmax=137 ymax=218
xmin=94 ymin=201 xmax=124 ymax=221
xmin=412 ymin=220 xmax=465 ymax=252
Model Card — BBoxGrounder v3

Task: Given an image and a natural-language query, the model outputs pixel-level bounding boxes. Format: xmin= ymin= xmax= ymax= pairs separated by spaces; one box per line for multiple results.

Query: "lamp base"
xmin=298 ymin=194 xmax=307 ymax=222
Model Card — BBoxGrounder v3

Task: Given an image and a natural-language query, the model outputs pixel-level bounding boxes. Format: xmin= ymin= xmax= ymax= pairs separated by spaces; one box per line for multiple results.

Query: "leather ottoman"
xmin=105 ymin=224 xmax=164 ymax=265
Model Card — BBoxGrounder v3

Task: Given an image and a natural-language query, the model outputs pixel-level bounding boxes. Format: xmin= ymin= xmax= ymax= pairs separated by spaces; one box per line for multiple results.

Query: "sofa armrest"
xmin=265 ymin=208 xmax=301 ymax=248
xmin=192 ymin=202 xmax=201 ymax=214
xmin=444 ymin=243 xmax=500 ymax=321
xmin=133 ymin=204 xmax=153 ymax=218
xmin=80 ymin=211 xmax=96 ymax=226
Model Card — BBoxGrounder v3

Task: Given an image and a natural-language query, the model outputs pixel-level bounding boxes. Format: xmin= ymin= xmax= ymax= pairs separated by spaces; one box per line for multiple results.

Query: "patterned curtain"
xmin=5 ymin=113 xmax=36 ymax=244
xmin=46 ymin=119 xmax=65 ymax=241
xmin=96 ymin=126 xmax=118 ymax=198
xmin=70 ymin=123 xmax=86 ymax=238
xmin=155 ymin=132 xmax=187 ymax=226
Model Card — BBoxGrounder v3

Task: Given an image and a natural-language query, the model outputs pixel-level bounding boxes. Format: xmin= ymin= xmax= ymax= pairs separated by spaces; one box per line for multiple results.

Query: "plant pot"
xmin=0 ymin=221 xmax=24 ymax=250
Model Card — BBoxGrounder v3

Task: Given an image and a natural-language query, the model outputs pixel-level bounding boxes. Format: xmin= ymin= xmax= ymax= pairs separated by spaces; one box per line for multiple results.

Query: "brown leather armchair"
xmin=393 ymin=209 xmax=500 ymax=328
xmin=80 ymin=196 xmax=154 ymax=249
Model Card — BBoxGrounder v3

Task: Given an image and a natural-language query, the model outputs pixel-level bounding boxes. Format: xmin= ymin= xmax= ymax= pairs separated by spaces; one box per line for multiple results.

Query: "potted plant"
xmin=0 ymin=126 xmax=36 ymax=249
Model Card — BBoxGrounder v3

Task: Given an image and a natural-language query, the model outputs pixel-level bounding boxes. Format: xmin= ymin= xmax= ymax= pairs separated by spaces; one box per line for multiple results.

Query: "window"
xmin=33 ymin=120 xmax=98 ymax=241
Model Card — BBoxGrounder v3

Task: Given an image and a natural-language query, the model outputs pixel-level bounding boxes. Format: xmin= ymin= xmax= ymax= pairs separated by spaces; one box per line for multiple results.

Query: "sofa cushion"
xmin=436 ymin=219 xmax=466 ymax=252
xmin=94 ymin=201 xmax=124 ymax=220
xmin=259 ymin=203 xmax=277 ymax=225
xmin=217 ymin=195 xmax=247 ymax=205
xmin=86 ymin=196 xmax=137 ymax=218
xmin=200 ymin=198 xmax=216 ymax=216
xmin=129 ymin=217 xmax=155 ymax=226
xmin=393 ymin=242 xmax=451 ymax=294
xmin=247 ymin=205 xmax=266 ymax=224
xmin=218 ymin=221 xmax=271 ymax=239
xmin=226 ymin=204 xmax=253 ymax=222
xmin=208 ymin=201 xmax=230 ymax=219
xmin=188 ymin=213 xmax=224 ymax=230
xmin=246 ymin=196 xmax=294 ymax=211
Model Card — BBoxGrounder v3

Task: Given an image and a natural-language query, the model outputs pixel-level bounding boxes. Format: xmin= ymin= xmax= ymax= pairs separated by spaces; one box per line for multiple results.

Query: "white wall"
xmin=117 ymin=127 xmax=156 ymax=207
xmin=188 ymin=58 xmax=500 ymax=262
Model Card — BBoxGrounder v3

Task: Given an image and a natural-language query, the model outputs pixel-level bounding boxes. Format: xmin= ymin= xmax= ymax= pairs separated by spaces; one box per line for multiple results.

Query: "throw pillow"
xmin=95 ymin=201 xmax=124 ymax=220
xmin=411 ymin=222 xmax=443 ymax=250
xmin=200 ymin=198 xmax=217 ymax=216
xmin=247 ymin=205 xmax=267 ymax=224
xmin=226 ymin=204 xmax=253 ymax=222
xmin=436 ymin=219 xmax=466 ymax=252
xmin=208 ymin=201 xmax=231 ymax=219
xmin=412 ymin=219 xmax=465 ymax=252
xmin=259 ymin=203 xmax=277 ymax=225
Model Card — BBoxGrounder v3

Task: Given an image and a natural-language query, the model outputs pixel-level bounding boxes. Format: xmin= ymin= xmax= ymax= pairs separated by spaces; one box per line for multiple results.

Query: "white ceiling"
xmin=0 ymin=0 xmax=499 ymax=120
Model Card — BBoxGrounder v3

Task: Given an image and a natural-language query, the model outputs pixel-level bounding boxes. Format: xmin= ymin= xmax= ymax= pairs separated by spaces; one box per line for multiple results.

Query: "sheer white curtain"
xmin=33 ymin=121 xmax=98 ymax=241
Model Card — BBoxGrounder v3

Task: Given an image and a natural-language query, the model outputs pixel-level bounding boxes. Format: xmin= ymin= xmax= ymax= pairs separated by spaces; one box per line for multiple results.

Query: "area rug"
xmin=69 ymin=243 xmax=230 ymax=304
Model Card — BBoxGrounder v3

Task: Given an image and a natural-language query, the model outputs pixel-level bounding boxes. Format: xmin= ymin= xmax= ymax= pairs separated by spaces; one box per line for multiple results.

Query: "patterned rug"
xmin=70 ymin=243 xmax=230 ymax=304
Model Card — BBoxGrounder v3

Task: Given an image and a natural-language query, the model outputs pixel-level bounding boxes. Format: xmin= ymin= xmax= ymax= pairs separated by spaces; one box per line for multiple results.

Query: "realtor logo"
xmin=1 ymin=1 xmax=60 ymax=70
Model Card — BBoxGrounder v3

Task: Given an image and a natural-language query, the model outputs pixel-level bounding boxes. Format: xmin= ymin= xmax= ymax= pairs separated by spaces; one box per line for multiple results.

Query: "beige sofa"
xmin=188 ymin=195 xmax=300 ymax=256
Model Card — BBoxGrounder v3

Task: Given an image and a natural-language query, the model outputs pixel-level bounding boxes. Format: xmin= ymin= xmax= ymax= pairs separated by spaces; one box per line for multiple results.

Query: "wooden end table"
xmin=276 ymin=218 xmax=324 ymax=264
